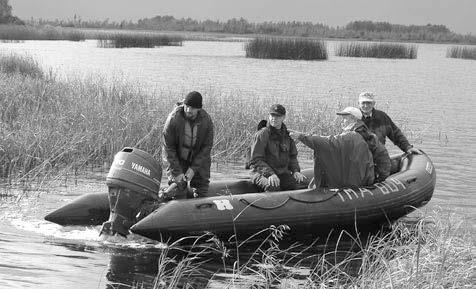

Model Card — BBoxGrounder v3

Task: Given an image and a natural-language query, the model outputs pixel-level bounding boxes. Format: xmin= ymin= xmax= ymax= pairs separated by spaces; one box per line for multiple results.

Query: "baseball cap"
xmin=358 ymin=92 xmax=375 ymax=103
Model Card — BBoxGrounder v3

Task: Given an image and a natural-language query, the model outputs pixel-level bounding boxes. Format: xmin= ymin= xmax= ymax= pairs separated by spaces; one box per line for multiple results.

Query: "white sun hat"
xmin=336 ymin=106 xmax=362 ymax=119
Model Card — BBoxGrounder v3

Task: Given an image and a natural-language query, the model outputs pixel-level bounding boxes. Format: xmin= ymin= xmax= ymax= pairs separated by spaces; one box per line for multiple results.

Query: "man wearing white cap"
xmin=358 ymin=92 xmax=420 ymax=155
xmin=289 ymin=107 xmax=378 ymax=188
xmin=337 ymin=107 xmax=391 ymax=182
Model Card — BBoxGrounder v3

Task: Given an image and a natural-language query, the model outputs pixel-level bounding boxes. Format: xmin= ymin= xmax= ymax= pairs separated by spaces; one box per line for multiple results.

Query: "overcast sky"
xmin=10 ymin=0 xmax=476 ymax=34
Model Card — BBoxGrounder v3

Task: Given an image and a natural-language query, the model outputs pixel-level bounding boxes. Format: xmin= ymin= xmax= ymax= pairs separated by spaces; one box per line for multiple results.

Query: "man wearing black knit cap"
xmin=163 ymin=91 xmax=214 ymax=198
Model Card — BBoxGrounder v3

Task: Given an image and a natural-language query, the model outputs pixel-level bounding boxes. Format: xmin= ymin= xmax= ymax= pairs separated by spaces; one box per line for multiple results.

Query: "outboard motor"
xmin=100 ymin=147 xmax=162 ymax=237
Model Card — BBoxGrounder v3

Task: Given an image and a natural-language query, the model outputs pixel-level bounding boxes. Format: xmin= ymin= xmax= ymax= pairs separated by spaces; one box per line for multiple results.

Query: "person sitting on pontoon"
xmin=249 ymin=104 xmax=306 ymax=191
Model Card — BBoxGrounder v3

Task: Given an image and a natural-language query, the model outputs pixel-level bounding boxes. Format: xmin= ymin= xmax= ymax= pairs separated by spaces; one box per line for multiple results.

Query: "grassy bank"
xmin=335 ymin=42 xmax=418 ymax=59
xmin=447 ymin=46 xmax=476 ymax=60
xmin=139 ymin=208 xmax=474 ymax=288
xmin=0 ymin=25 xmax=183 ymax=47
xmin=0 ymin=53 xmax=341 ymax=181
xmin=0 ymin=24 xmax=85 ymax=41
xmin=245 ymin=37 xmax=328 ymax=60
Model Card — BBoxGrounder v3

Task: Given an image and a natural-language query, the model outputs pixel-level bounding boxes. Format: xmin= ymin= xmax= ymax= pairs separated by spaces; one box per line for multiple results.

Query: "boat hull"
xmin=131 ymin=153 xmax=435 ymax=241
xmin=44 ymin=153 xmax=435 ymax=242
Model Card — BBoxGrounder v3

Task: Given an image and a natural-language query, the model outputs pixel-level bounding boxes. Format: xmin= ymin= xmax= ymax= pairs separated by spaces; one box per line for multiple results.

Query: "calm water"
xmin=0 ymin=40 xmax=475 ymax=288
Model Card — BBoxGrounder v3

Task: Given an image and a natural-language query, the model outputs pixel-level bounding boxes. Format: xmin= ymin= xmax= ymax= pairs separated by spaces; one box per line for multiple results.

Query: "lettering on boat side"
xmin=338 ymin=178 xmax=406 ymax=202
xmin=131 ymin=162 xmax=151 ymax=176
xmin=213 ymin=200 xmax=234 ymax=210
xmin=426 ymin=162 xmax=433 ymax=174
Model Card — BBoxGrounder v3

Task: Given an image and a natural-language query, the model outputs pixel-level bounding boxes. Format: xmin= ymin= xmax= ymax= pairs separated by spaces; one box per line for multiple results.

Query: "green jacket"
xmin=298 ymin=131 xmax=375 ymax=188
xmin=249 ymin=123 xmax=300 ymax=177
xmin=163 ymin=105 xmax=214 ymax=179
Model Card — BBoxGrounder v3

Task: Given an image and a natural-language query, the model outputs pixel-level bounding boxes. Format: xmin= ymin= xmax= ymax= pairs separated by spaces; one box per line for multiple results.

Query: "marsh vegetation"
xmin=0 ymin=24 xmax=85 ymax=41
xmin=245 ymin=37 xmax=328 ymax=60
xmin=446 ymin=46 xmax=476 ymax=60
xmin=132 ymin=209 xmax=473 ymax=288
xmin=335 ymin=42 xmax=418 ymax=59
xmin=96 ymin=32 xmax=183 ymax=48
xmin=0 ymin=53 xmax=339 ymax=181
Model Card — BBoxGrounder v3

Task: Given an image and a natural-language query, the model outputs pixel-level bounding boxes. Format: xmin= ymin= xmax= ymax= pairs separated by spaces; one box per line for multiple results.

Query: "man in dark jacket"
xmin=358 ymin=92 xmax=420 ymax=154
xmin=163 ymin=91 xmax=214 ymax=198
xmin=249 ymin=104 xmax=305 ymax=191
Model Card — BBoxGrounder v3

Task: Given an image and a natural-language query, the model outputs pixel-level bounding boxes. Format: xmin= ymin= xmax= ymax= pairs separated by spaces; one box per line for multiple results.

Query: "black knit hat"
xmin=183 ymin=91 xmax=203 ymax=108
xmin=269 ymin=104 xmax=286 ymax=116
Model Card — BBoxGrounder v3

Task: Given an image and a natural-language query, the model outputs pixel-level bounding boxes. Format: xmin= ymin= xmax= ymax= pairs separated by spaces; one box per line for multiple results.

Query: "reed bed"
xmin=0 ymin=53 xmax=342 ymax=182
xmin=0 ymin=53 xmax=43 ymax=78
xmin=245 ymin=37 xmax=328 ymax=60
xmin=139 ymin=208 xmax=474 ymax=288
xmin=446 ymin=46 xmax=476 ymax=60
xmin=96 ymin=33 xmax=183 ymax=48
xmin=0 ymin=24 xmax=85 ymax=41
xmin=335 ymin=42 xmax=418 ymax=59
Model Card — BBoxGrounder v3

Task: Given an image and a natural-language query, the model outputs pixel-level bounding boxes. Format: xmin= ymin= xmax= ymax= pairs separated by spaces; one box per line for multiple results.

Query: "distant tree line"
xmin=21 ymin=15 xmax=476 ymax=44
xmin=0 ymin=0 xmax=24 ymax=24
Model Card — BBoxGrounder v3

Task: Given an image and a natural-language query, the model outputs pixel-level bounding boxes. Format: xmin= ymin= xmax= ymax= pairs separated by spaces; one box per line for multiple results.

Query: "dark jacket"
xmin=298 ymin=131 xmax=375 ymax=188
xmin=249 ymin=123 xmax=300 ymax=177
xmin=351 ymin=120 xmax=391 ymax=182
xmin=163 ymin=105 xmax=214 ymax=179
xmin=362 ymin=109 xmax=412 ymax=152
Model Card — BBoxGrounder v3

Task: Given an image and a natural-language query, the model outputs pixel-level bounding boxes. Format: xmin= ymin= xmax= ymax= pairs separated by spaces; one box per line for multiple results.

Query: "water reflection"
xmin=106 ymin=250 xmax=159 ymax=288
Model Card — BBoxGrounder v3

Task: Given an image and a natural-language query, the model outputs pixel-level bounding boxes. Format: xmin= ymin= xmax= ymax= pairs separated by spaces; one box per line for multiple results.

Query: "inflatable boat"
xmin=45 ymin=147 xmax=435 ymax=242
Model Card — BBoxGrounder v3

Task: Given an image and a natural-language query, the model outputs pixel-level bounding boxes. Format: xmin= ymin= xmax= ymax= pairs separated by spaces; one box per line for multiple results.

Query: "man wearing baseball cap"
xmin=249 ymin=104 xmax=306 ymax=192
xmin=358 ymin=92 xmax=420 ymax=155
xmin=163 ymin=91 xmax=214 ymax=198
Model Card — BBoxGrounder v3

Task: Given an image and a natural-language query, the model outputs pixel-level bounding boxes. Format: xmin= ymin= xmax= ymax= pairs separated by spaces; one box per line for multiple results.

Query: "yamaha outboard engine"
xmin=100 ymin=147 xmax=162 ymax=237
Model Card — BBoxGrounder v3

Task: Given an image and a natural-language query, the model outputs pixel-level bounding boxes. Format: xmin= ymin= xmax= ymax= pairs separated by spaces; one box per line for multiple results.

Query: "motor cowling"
xmin=100 ymin=147 xmax=162 ymax=237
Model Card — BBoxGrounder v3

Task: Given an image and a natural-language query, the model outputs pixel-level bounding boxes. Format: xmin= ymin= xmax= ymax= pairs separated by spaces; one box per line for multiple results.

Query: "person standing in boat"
xmin=163 ymin=91 xmax=214 ymax=198
xmin=358 ymin=92 xmax=421 ymax=155
xmin=249 ymin=104 xmax=306 ymax=191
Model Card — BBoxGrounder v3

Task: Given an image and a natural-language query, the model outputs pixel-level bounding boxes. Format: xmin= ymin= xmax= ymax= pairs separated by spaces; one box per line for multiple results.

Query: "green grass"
xmin=245 ymin=37 xmax=328 ymax=60
xmin=96 ymin=32 xmax=183 ymax=48
xmin=447 ymin=46 xmax=476 ymax=60
xmin=335 ymin=42 xmax=418 ymax=59
xmin=0 ymin=24 xmax=85 ymax=41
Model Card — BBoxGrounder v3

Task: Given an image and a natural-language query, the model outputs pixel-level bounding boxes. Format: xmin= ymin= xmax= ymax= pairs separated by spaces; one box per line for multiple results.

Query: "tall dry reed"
xmin=447 ymin=46 xmax=476 ymax=60
xmin=245 ymin=37 xmax=328 ymax=60
xmin=0 ymin=54 xmax=344 ymax=181
xmin=336 ymin=41 xmax=418 ymax=59
xmin=0 ymin=53 xmax=44 ymax=78
xmin=96 ymin=32 xmax=183 ymax=48
xmin=0 ymin=24 xmax=85 ymax=41
xmin=142 ymin=208 xmax=474 ymax=288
